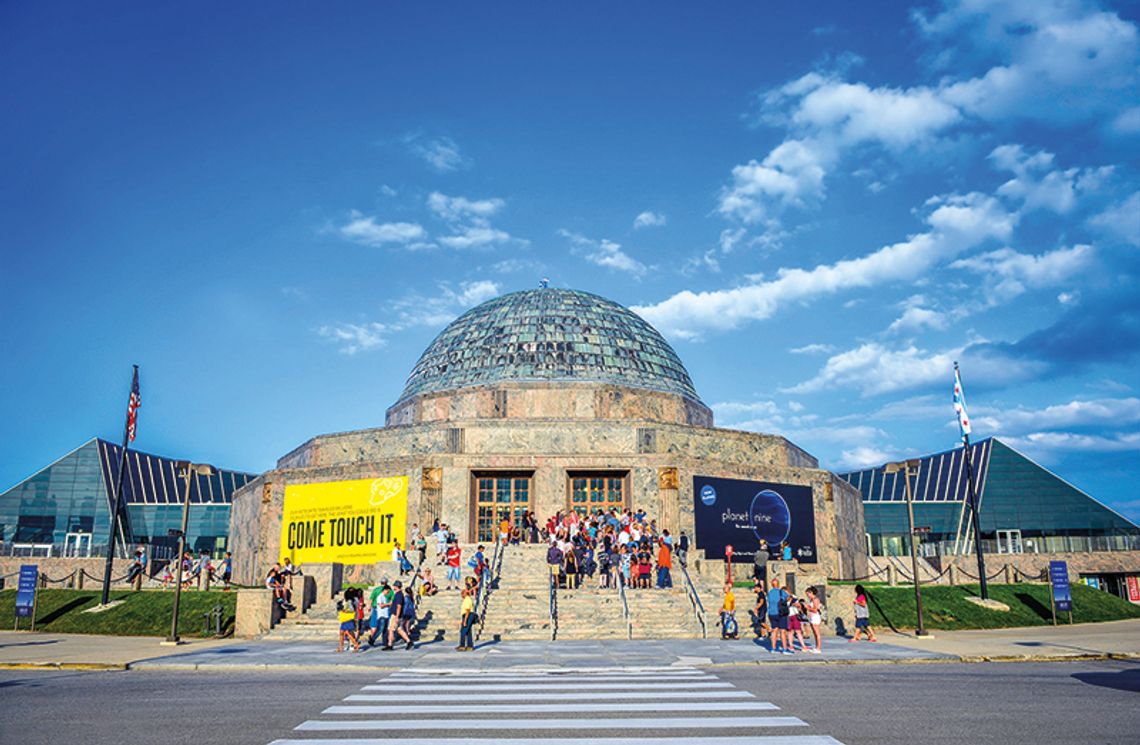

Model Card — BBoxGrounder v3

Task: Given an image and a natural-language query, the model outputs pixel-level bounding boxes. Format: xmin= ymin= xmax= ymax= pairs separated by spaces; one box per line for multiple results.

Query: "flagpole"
xmin=100 ymin=365 xmax=138 ymax=606
xmin=955 ymin=362 xmax=989 ymax=601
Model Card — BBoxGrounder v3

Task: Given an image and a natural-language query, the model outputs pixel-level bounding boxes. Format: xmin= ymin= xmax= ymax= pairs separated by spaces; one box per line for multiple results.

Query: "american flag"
xmin=126 ymin=367 xmax=141 ymax=442
xmin=953 ymin=362 xmax=970 ymax=442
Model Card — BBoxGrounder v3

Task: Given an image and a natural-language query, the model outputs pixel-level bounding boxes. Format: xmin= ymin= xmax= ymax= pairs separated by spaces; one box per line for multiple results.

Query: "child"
xmin=619 ymin=545 xmax=632 ymax=588
xmin=337 ymin=592 xmax=361 ymax=652
xmin=849 ymin=584 xmax=878 ymax=642
xmin=805 ymin=586 xmax=823 ymax=654
xmin=721 ymin=583 xmax=739 ymax=639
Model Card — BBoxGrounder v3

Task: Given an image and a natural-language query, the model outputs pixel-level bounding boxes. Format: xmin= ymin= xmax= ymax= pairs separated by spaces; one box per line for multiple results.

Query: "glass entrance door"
xmin=996 ymin=529 xmax=1023 ymax=554
xmin=568 ymin=473 xmax=627 ymax=516
xmin=63 ymin=532 xmax=92 ymax=558
xmin=473 ymin=474 xmax=531 ymax=543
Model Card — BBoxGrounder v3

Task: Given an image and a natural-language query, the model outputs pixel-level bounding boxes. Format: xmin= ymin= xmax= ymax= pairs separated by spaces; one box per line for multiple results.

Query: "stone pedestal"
xmin=235 ymin=589 xmax=278 ymax=638
xmin=304 ymin=563 xmax=344 ymax=601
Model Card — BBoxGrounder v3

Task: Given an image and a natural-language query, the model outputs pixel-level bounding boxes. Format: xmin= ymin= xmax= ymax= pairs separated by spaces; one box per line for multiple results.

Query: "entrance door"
xmin=996 ymin=529 xmax=1023 ymax=554
xmin=63 ymin=532 xmax=92 ymax=558
xmin=472 ymin=473 xmax=532 ymax=543
xmin=567 ymin=472 xmax=627 ymax=517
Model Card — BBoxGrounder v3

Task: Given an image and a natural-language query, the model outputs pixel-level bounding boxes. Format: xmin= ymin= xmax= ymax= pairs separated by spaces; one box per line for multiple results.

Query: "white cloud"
xmin=405 ymin=134 xmax=467 ymax=172
xmin=950 ymin=244 xmax=1094 ymax=305
xmin=1003 ymin=431 xmax=1140 ymax=459
xmin=718 ymin=138 xmax=832 ymax=223
xmin=427 ymin=192 xmax=505 ymax=223
xmin=833 ymin=446 xmax=899 ymax=470
xmin=318 ymin=322 xmax=389 ymax=355
xmin=636 ymin=191 xmax=1015 ymax=339
xmin=337 ymin=211 xmax=427 ymax=247
xmin=988 ymin=144 xmax=1111 ymax=214
xmin=887 ymin=306 xmax=949 ymax=334
xmin=560 ymin=230 xmax=648 ymax=278
xmin=438 ymin=225 xmax=512 ymax=249
xmin=980 ymin=397 xmax=1140 ymax=433
xmin=1089 ymin=192 xmax=1140 ymax=247
xmin=790 ymin=343 xmax=834 ymax=355
xmin=712 ymin=400 xmax=782 ymax=418
xmin=633 ymin=211 xmax=667 ymax=229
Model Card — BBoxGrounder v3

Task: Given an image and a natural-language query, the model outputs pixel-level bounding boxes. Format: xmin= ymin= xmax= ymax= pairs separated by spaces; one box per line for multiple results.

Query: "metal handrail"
xmin=617 ymin=572 xmax=632 ymax=640
xmin=677 ymin=561 xmax=707 ymax=638
xmin=475 ymin=539 xmax=504 ymax=640
xmin=549 ymin=569 xmax=558 ymax=641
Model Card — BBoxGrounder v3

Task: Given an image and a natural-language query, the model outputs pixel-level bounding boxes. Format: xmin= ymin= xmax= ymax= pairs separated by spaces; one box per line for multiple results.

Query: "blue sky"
xmin=2 ymin=1 xmax=1138 ymax=521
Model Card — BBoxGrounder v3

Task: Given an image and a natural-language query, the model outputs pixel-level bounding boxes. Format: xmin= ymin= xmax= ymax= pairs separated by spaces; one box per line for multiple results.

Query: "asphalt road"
xmin=0 ymin=661 xmax=1136 ymax=745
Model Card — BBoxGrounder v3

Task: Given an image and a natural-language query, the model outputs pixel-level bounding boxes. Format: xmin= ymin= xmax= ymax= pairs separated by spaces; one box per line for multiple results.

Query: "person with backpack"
xmin=384 ymin=580 xmax=414 ymax=650
xmin=336 ymin=590 xmax=361 ymax=653
xmin=720 ymin=583 xmax=739 ymax=639
xmin=676 ymin=531 xmax=689 ymax=568
xmin=766 ymin=577 xmax=792 ymax=655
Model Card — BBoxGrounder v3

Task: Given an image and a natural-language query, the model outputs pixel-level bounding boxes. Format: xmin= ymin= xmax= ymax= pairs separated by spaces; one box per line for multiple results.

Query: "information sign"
xmin=15 ymin=565 xmax=38 ymax=620
xmin=1049 ymin=560 xmax=1072 ymax=613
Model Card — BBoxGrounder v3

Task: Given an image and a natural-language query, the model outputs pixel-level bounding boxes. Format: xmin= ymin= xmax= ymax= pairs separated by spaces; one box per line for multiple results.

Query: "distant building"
xmin=840 ymin=438 xmax=1140 ymax=600
xmin=0 ymin=438 xmax=254 ymax=559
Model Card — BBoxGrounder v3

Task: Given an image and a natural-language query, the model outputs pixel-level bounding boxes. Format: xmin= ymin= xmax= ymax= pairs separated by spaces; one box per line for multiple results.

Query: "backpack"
xmin=402 ymin=594 xmax=415 ymax=616
xmin=777 ymin=592 xmax=790 ymax=617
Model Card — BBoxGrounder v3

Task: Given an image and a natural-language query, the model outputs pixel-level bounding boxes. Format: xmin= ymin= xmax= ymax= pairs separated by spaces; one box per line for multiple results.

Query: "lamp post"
xmin=167 ymin=462 xmax=214 ymax=643
xmin=885 ymin=458 xmax=930 ymax=638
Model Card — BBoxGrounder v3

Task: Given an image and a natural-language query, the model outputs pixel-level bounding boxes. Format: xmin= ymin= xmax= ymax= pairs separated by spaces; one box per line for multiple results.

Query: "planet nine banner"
xmin=692 ymin=475 xmax=817 ymax=564
xmin=280 ymin=476 xmax=408 ymax=564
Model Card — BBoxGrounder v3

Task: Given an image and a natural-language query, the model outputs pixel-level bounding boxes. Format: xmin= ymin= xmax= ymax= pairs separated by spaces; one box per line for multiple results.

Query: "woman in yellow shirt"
xmin=337 ymin=595 xmax=361 ymax=653
xmin=457 ymin=588 xmax=476 ymax=651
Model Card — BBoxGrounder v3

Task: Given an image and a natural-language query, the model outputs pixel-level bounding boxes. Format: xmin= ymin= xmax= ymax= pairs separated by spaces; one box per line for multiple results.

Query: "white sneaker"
xmin=810 ymin=648 xmax=821 ymax=654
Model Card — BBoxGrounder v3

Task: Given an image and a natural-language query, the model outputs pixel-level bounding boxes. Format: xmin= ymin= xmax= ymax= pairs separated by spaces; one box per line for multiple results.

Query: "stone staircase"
xmin=262 ymin=541 xmax=719 ymax=643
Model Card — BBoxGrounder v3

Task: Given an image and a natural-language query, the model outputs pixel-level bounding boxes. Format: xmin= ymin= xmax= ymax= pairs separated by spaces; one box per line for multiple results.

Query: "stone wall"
xmin=228 ymin=417 xmax=867 ymax=586
xmin=930 ymin=550 xmax=1140 ymax=583
xmin=384 ymin=381 xmax=714 ymax=428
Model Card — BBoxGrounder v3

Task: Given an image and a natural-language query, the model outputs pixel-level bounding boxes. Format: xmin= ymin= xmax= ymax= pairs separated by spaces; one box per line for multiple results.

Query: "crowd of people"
xmin=123 ymin=545 xmax=234 ymax=591
xmin=542 ymin=508 xmax=688 ymax=591
xmin=719 ymin=579 xmax=876 ymax=653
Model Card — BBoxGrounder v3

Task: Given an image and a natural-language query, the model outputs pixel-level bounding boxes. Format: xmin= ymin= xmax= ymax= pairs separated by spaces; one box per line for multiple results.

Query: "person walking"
xmin=337 ymin=591 xmax=361 ymax=653
xmin=446 ymin=541 xmax=462 ymax=590
xmin=219 ymin=551 xmax=233 ymax=591
xmin=457 ymin=587 xmax=476 ymax=651
xmin=676 ymin=531 xmax=689 ymax=568
xmin=720 ymin=583 xmax=739 ymax=639
xmin=384 ymin=580 xmax=411 ymax=650
xmin=849 ymin=584 xmax=878 ymax=642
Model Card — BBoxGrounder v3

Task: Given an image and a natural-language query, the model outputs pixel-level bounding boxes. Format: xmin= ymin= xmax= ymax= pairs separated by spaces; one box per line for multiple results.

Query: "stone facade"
xmin=228 ymin=414 xmax=868 ymax=585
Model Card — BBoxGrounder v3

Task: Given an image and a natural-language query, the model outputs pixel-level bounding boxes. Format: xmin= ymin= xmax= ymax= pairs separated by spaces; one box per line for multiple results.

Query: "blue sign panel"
xmin=693 ymin=476 xmax=817 ymax=564
xmin=15 ymin=565 xmax=38 ymax=619
xmin=1050 ymin=560 xmax=1072 ymax=612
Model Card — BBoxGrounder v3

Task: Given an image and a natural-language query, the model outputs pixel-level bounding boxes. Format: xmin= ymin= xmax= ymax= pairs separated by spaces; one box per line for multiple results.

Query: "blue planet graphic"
xmin=749 ymin=489 xmax=791 ymax=546
xmin=700 ymin=485 xmax=717 ymax=506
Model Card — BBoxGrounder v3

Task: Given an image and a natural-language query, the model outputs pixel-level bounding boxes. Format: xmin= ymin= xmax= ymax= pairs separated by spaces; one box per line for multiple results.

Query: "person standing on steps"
xmin=446 ymin=541 xmax=462 ymax=590
xmin=676 ymin=531 xmax=689 ymax=568
xmin=656 ymin=538 xmax=673 ymax=589
xmin=457 ymin=586 xmax=476 ymax=651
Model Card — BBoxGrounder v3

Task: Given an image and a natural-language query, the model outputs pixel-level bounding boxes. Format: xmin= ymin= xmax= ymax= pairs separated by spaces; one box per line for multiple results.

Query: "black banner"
xmin=692 ymin=476 xmax=817 ymax=564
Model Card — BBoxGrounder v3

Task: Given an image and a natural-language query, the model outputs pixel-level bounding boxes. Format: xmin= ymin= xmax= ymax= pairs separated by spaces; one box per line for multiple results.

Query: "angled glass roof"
xmin=396 ymin=288 xmax=703 ymax=405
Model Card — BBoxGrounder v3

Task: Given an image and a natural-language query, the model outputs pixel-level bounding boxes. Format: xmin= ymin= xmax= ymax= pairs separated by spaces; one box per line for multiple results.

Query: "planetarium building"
xmin=228 ymin=288 xmax=867 ymax=584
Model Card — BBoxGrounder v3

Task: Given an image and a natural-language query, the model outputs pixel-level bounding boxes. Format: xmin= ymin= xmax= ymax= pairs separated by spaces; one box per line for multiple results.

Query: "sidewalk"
xmin=0 ymin=632 xmax=234 ymax=669
xmin=2 ymin=620 xmax=1138 ymax=672
xmin=879 ymin=618 xmax=1140 ymax=661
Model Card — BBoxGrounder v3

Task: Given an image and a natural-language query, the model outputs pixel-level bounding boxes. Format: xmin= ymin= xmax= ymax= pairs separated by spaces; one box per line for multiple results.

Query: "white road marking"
xmin=271 ymin=737 xmax=845 ymax=745
xmin=296 ymin=716 xmax=807 ymax=731
xmin=344 ymin=690 xmax=754 ymax=702
xmin=322 ymin=702 xmax=780 ymax=714
xmin=360 ymin=681 xmax=734 ymax=691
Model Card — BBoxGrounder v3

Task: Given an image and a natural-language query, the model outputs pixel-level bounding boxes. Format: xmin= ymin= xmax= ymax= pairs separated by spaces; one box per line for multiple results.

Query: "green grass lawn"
xmin=863 ymin=583 xmax=1140 ymax=631
xmin=0 ymin=589 xmax=236 ymax=637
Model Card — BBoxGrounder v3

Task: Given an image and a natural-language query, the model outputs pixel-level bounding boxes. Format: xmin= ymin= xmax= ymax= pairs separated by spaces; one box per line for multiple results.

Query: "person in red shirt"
xmin=445 ymin=542 xmax=462 ymax=591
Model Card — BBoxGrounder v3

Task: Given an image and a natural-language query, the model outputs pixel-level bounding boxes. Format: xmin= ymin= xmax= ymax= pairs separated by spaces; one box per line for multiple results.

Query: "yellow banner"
xmin=280 ymin=476 xmax=408 ymax=564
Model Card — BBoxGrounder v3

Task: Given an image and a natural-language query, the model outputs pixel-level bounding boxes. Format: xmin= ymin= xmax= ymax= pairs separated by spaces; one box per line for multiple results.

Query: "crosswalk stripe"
xmin=271 ymin=737 xmax=845 ymax=745
xmin=323 ymin=702 xmax=780 ymax=714
xmin=361 ymin=681 xmax=734 ymax=691
xmin=388 ymin=668 xmax=702 ymax=678
xmin=345 ymin=690 xmax=754 ymax=702
xmin=379 ymin=674 xmax=716 ymax=684
xmin=296 ymin=716 xmax=808 ymax=731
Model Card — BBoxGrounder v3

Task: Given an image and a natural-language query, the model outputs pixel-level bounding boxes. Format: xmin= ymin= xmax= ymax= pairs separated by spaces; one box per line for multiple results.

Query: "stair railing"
xmin=678 ymin=561 xmax=708 ymax=638
xmin=475 ymin=539 xmax=505 ymax=641
xmin=617 ymin=571 xmax=632 ymax=640
xmin=549 ymin=567 xmax=558 ymax=641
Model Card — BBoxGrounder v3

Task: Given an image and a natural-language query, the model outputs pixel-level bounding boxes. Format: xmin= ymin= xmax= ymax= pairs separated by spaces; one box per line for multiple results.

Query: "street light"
xmin=166 ymin=461 xmax=214 ymax=643
xmin=885 ymin=458 xmax=931 ymax=638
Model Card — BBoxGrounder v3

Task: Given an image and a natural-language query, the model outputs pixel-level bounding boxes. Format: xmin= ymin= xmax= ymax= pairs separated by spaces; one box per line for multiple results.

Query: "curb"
xmin=0 ymin=662 xmax=128 ymax=671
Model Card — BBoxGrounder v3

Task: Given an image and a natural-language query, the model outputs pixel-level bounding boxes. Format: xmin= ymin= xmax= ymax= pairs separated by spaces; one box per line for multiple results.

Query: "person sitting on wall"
xmin=126 ymin=546 xmax=147 ymax=589
xmin=265 ymin=562 xmax=295 ymax=612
